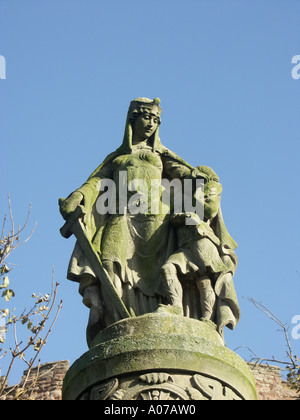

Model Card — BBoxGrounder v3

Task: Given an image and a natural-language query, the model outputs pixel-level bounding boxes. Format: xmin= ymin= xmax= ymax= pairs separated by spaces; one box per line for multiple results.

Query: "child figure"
xmin=161 ymin=166 xmax=240 ymax=333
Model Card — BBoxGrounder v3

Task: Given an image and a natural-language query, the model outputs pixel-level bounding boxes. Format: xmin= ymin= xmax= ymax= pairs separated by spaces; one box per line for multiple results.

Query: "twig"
xmin=0 ymin=197 xmax=62 ymax=399
xmin=246 ymin=297 xmax=299 ymax=371
xmin=0 ymin=215 xmax=7 ymax=242
xmin=7 ymin=194 xmax=15 ymax=238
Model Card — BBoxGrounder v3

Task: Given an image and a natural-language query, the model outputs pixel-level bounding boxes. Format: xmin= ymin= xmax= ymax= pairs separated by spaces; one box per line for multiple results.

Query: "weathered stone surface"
xmin=57 ymin=97 xmax=265 ymax=401
xmin=59 ymin=97 xmax=240 ymax=344
xmin=62 ymin=313 xmax=257 ymax=400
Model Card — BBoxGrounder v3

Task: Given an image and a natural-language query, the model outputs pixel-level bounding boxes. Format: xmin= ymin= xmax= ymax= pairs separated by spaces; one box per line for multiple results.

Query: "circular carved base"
xmin=80 ymin=372 xmax=244 ymax=401
xmin=62 ymin=313 xmax=257 ymax=400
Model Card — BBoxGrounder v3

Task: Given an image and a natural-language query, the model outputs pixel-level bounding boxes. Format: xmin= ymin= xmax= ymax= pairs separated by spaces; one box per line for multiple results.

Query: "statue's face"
xmin=133 ymin=112 xmax=159 ymax=141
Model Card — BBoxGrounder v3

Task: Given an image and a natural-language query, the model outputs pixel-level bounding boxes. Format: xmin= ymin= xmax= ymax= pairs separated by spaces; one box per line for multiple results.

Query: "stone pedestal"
xmin=62 ymin=313 xmax=257 ymax=400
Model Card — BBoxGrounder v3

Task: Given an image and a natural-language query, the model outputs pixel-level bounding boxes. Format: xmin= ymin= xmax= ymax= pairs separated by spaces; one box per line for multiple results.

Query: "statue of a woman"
xmin=59 ymin=97 xmax=240 ymax=344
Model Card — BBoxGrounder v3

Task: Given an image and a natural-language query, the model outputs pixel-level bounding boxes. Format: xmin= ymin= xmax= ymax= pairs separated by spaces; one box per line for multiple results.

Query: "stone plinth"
xmin=62 ymin=313 xmax=257 ymax=400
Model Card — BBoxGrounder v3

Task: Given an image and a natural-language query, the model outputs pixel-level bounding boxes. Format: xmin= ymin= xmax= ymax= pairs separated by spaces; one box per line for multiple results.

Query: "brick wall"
xmin=0 ymin=360 xmax=299 ymax=400
xmin=0 ymin=361 xmax=69 ymax=400
xmin=249 ymin=363 xmax=299 ymax=401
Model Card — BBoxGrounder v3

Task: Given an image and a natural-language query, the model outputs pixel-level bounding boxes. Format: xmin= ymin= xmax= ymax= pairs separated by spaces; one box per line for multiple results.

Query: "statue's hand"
xmin=192 ymin=165 xmax=219 ymax=182
xmin=59 ymin=191 xmax=84 ymax=220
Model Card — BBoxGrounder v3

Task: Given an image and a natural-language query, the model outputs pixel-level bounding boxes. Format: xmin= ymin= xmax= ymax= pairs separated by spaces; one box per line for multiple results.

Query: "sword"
xmin=60 ymin=204 xmax=131 ymax=320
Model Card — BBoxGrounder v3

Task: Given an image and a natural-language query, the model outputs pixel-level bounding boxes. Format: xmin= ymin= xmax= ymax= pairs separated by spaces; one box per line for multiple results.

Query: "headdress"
xmin=128 ymin=97 xmax=162 ymax=122
xmin=121 ymin=97 xmax=162 ymax=153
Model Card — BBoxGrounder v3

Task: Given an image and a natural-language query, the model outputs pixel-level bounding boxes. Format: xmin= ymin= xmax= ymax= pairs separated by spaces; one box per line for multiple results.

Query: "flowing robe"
xmin=67 ymin=144 xmax=193 ymax=324
xmin=65 ymin=140 xmax=240 ymax=335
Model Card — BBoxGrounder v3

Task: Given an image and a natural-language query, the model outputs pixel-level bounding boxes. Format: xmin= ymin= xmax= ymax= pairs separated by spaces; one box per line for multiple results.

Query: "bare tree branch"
xmin=0 ymin=197 xmax=62 ymax=400
xmin=244 ymin=297 xmax=300 ymax=394
xmin=247 ymin=298 xmax=297 ymax=370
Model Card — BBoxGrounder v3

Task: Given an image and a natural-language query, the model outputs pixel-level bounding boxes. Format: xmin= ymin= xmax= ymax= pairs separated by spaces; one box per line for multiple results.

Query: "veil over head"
xmin=120 ymin=97 xmax=163 ymax=153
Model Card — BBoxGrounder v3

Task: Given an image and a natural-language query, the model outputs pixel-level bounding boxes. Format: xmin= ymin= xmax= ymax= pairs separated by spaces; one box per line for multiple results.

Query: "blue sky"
xmin=1 ymin=0 xmax=300 ymax=384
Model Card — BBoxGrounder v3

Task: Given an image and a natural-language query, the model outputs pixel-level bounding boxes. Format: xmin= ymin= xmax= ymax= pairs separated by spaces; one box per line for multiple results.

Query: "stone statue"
xmin=59 ymin=97 xmax=240 ymax=344
xmin=59 ymin=98 xmax=258 ymax=401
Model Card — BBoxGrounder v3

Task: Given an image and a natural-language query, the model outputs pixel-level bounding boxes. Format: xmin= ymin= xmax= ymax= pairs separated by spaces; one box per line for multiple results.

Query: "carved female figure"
xmin=59 ymin=97 xmax=240 ymax=343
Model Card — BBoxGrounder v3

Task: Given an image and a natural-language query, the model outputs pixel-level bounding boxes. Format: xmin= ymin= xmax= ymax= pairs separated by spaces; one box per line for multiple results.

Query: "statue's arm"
xmin=161 ymin=149 xmax=194 ymax=180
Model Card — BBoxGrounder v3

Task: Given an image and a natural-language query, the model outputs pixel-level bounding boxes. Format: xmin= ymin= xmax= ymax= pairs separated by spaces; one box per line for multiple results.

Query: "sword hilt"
xmin=60 ymin=205 xmax=86 ymax=239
